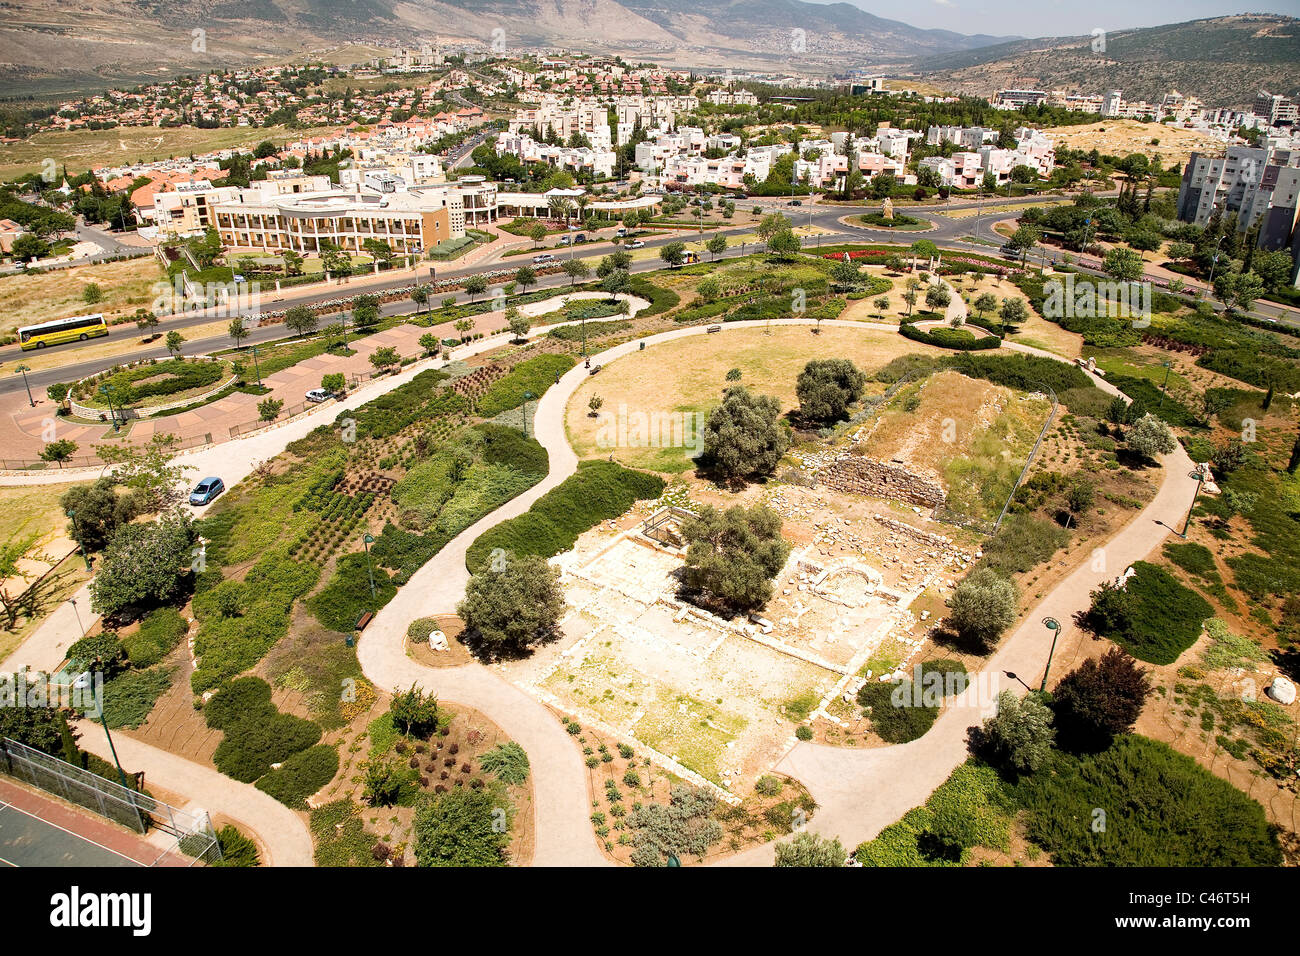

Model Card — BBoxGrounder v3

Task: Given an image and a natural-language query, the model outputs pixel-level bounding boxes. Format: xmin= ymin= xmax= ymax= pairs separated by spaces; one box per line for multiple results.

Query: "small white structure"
xmin=428 ymin=629 xmax=449 ymax=652
xmin=1265 ymin=676 xmax=1296 ymax=706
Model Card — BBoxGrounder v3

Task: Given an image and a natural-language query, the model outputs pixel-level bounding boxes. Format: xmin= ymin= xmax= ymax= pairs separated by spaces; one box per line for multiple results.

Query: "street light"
xmin=68 ymin=596 xmax=86 ymax=637
xmin=1039 ymin=617 xmax=1063 ymax=692
xmin=251 ymin=343 xmax=263 ymax=387
xmin=1179 ymin=472 xmax=1206 ymax=538
xmin=98 ymin=384 xmax=119 ymax=432
xmin=15 ymin=364 xmax=34 ymax=407
xmin=362 ymin=533 xmax=377 ymax=607
xmin=1157 ymin=361 xmax=1173 ymax=410
xmin=521 ymin=391 xmax=535 ymax=438
xmin=73 ymin=671 xmax=132 ymax=792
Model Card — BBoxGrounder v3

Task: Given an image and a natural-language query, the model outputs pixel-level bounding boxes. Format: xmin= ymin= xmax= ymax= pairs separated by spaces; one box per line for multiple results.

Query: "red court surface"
xmin=0 ymin=777 xmax=191 ymax=867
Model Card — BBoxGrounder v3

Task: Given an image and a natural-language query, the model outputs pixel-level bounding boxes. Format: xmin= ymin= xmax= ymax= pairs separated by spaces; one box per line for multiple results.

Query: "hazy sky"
xmin=822 ymin=1 xmax=1300 ymax=39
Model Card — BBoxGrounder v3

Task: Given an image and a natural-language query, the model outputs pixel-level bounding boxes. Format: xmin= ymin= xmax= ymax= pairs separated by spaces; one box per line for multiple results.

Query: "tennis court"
xmin=0 ymin=799 xmax=140 ymax=867
xmin=0 ymin=778 xmax=188 ymax=867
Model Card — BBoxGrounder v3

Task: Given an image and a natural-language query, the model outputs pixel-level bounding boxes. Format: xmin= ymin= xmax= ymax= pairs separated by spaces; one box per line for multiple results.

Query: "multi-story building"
xmin=925 ymin=126 xmax=996 ymax=150
xmin=153 ymin=182 xmax=243 ymax=237
xmin=211 ymin=177 xmax=467 ymax=256
xmin=1254 ymin=91 xmax=1298 ymax=127
xmin=1177 ymin=145 xmax=1300 ymax=285
xmin=1177 ymin=146 xmax=1273 ymax=227
xmin=993 ymin=89 xmax=1048 ymax=109
xmin=705 ymin=88 xmax=759 ymax=107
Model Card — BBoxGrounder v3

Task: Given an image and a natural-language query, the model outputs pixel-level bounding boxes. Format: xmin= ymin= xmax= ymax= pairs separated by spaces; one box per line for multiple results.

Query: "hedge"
xmin=900 ymin=323 xmax=1001 ymax=351
xmin=122 ymin=607 xmax=188 ymax=668
xmin=99 ymin=667 xmax=172 ymax=729
xmin=306 ymin=552 xmax=398 ymax=633
xmin=190 ymin=557 xmax=320 ymax=693
xmin=945 ymin=353 xmax=1093 ymax=395
xmin=476 ymin=354 xmax=576 ymax=418
xmin=206 ymin=677 xmax=323 ymax=783
xmin=465 ymin=460 xmax=664 ymax=573
xmin=255 ymin=744 xmax=339 ymax=808
xmin=856 ymin=679 xmax=939 ymax=743
xmin=628 ymin=277 xmax=680 ymax=318
xmin=1012 ymin=735 xmax=1280 ymax=866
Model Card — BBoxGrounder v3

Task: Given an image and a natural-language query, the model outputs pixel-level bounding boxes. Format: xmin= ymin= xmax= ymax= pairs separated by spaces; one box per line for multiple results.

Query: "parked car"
xmin=789 ymin=199 xmax=803 ymax=207
xmin=305 ymin=388 xmax=334 ymax=403
xmin=574 ymin=233 xmax=587 ymax=243
xmin=533 ymin=253 xmax=556 ymax=264
xmin=189 ymin=477 xmax=225 ymax=506
xmin=626 ymin=240 xmax=646 ymax=249
xmin=615 ymin=227 xmax=627 ymax=237
xmin=706 ymin=324 xmax=722 ymax=333
xmin=559 ymin=235 xmax=573 ymax=245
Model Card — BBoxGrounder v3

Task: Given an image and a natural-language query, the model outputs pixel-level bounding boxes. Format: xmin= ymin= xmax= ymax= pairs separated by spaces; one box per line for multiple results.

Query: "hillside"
xmin=909 ymin=14 xmax=1300 ymax=108
xmin=0 ymin=0 xmax=1018 ymax=99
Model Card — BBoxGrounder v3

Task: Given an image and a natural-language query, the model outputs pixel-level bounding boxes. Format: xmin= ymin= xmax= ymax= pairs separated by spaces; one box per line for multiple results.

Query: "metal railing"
xmin=0 ymin=737 xmax=221 ymax=865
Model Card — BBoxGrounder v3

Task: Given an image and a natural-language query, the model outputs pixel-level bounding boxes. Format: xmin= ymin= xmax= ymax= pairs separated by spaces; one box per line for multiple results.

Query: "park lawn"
xmin=941 ymin=200 xmax=1070 ymax=220
xmin=1090 ymin=347 xmax=1192 ymax=391
xmin=950 ymin=272 xmax=1082 ymax=359
xmin=0 ymin=483 xmax=88 ymax=546
xmin=564 ymin=326 xmax=941 ymax=472
xmin=0 ymin=256 xmax=164 ymax=336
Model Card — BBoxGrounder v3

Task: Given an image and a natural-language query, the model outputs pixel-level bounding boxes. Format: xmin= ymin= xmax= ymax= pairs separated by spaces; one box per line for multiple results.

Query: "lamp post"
xmin=1039 ymin=617 xmax=1062 ymax=693
xmin=1205 ymin=234 xmax=1226 ymax=296
xmin=73 ymin=671 xmax=131 ymax=791
xmin=98 ymin=384 xmax=119 ymax=432
xmin=15 ymin=364 xmax=34 ymax=407
xmin=1180 ymin=472 xmax=1205 ymax=538
xmin=68 ymin=597 xmax=86 ymax=637
xmin=250 ymin=343 xmax=263 ymax=387
xmin=362 ymin=533 xmax=376 ymax=607
xmin=521 ymin=391 xmax=534 ymax=438
xmin=1157 ymin=361 xmax=1173 ymax=410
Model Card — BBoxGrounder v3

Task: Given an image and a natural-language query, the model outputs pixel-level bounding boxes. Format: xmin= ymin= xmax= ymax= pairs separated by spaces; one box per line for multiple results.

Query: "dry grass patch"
xmin=0 ymin=257 xmax=163 ymax=335
xmin=565 ymin=325 xmax=945 ymax=471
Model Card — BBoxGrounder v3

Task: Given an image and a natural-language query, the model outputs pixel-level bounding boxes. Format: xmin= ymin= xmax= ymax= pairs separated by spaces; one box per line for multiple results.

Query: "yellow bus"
xmin=18 ymin=313 xmax=109 ymax=350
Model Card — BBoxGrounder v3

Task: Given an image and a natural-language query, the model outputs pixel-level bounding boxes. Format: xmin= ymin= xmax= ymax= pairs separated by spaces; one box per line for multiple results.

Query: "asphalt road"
xmin=4 ymin=191 xmax=1294 ymax=396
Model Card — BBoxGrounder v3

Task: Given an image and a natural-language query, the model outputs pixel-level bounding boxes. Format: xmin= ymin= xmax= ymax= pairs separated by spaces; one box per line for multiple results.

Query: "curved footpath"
xmin=5 ymin=304 xmax=1195 ymax=867
xmin=73 ymin=719 xmax=314 ymax=867
xmin=357 ymin=313 xmax=1194 ymax=868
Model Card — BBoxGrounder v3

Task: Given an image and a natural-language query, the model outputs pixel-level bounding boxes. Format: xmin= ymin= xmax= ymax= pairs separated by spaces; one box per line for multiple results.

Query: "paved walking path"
xmin=356 ymin=315 xmax=1192 ymax=867
xmin=73 ymin=723 xmax=314 ymax=867
xmin=4 ymin=309 xmax=1195 ymax=868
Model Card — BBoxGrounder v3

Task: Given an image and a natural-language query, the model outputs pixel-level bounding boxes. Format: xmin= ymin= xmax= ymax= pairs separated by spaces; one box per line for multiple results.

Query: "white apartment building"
xmin=153 ymin=182 xmax=243 ymax=237
xmin=705 ymin=88 xmax=759 ymax=107
xmin=495 ymin=132 xmax=616 ymax=179
xmin=925 ymin=126 xmax=997 ymax=150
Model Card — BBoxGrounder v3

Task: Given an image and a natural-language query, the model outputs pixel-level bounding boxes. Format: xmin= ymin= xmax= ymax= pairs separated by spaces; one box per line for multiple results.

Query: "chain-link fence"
xmin=0 ymin=737 xmax=221 ymax=865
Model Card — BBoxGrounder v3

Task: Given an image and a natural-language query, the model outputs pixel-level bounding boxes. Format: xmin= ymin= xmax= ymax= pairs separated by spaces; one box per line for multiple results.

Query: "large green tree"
xmin=681 ymin=504 xmax=789 ymax=612
xmin=457 ymin=552 xmax=565 ymax=660
xmin=700 ymin=386 xmax=789 ymax=481
xmin=796 ymin=358 xmax=866 ymax=424
xmin=946 ymin=567 xmax=1018 ymax=653
xmin=88 ymin=511 xmax=196 ymax=620
xmin=1052 ymin=648 xmax=1150 ymax=752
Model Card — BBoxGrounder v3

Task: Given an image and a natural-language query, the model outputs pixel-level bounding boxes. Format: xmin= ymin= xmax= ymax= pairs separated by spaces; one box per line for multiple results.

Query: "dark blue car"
xmin=189 ymin=477 xmax=225 ymax=506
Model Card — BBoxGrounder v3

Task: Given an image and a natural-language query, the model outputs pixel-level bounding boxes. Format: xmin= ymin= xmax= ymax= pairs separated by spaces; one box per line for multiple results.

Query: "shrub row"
xmin=466 ymin=460 xmax=664 ymax=573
